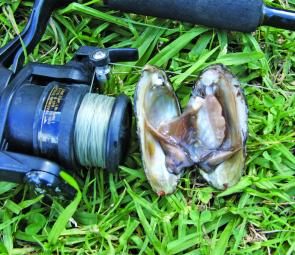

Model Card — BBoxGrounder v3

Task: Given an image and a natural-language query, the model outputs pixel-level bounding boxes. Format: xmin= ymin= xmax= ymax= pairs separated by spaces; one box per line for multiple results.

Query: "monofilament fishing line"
xmin=74 ymin=93 xmax=115 ymax=168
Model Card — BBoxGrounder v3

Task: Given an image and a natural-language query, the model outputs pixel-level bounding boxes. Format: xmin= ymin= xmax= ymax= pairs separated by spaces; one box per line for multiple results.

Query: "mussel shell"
xmin=189 ymin=65 xmax=248 ymax=189
xmin=134 ymin=65 xmax=182 ymax=195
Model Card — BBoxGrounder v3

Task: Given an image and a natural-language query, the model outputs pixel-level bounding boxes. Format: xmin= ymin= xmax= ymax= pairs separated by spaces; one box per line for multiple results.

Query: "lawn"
xmin=0 ymin=0 xmax=294 ymax=254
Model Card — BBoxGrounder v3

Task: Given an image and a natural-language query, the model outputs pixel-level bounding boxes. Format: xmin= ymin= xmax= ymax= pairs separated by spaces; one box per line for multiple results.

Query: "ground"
xmin=0 ymin=0 xmax=294 ymax=254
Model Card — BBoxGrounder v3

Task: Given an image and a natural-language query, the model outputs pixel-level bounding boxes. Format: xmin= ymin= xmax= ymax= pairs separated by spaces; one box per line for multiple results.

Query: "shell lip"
xmin=134 ymin=65 xmax=180 ymax=117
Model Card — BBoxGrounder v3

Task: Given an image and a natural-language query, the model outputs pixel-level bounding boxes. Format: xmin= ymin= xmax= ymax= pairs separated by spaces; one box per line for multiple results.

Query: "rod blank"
xmin=262 ymin=5 xmax=295 ymax=31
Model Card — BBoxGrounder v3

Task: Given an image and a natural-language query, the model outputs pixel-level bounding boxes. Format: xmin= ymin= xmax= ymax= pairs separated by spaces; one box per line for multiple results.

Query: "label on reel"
xmin=37 ymin=84 xmax=69 ymax=157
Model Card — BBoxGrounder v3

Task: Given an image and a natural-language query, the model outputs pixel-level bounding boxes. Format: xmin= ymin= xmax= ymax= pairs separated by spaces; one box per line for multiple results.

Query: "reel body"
xmin=0 ymin=1 xmax=138 ymax=198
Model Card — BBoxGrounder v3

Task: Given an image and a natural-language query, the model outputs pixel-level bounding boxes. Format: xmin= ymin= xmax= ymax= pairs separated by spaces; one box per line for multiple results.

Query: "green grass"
xmin=0 ymin=0 xmax=295 ymax=254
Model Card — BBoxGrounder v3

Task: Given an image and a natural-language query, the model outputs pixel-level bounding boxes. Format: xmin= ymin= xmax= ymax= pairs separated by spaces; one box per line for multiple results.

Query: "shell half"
xmin=189 ymin=65 xmax=248 ymax=189
xmin=135 ymin=65 xmax=189 ymax=195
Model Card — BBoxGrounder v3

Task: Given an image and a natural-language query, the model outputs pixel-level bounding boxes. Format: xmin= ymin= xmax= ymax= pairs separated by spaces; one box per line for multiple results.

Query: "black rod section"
xmin=262 ymin=5 xmax=295 ymax=31
xmin=104 ymin=0 xmax=295 ymax=32
xmin=104 ymin=0 xmax=264 ymax=32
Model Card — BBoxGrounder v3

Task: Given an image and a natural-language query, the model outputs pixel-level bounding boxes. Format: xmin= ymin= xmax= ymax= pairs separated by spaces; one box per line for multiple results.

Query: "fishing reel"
xmin=0 ymin=0 xmax=138 ymax=198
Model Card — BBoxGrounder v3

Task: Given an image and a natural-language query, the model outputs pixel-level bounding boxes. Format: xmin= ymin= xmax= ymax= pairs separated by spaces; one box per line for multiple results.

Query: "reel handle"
xmin=75 ymin=46 xmax=139 ymax=90
xmin=75 ymin=46 xmax=138 ymax=65
xmin=108 ymin=48 xmax=139 ymax=63
xmin=0 ymin=151 xmax=75 ymax=198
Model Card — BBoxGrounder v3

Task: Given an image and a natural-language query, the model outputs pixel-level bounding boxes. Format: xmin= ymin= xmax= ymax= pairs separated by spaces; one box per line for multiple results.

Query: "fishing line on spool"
xmin=74 ymin=93 xmax=115 ymax=168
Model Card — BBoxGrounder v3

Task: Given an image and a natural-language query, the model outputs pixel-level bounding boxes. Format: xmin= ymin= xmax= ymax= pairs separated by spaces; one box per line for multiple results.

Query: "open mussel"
xmin=135 ymin=64 xmax=248 ymax=195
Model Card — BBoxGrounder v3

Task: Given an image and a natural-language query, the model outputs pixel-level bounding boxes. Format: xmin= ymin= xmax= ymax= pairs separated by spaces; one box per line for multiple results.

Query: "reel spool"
xmin=7 ymin=81 xmax=132 ymax=173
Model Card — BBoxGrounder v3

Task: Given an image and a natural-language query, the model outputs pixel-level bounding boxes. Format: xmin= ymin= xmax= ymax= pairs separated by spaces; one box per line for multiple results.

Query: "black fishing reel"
xmin=0 ymin=0 xmax=138 ymax=198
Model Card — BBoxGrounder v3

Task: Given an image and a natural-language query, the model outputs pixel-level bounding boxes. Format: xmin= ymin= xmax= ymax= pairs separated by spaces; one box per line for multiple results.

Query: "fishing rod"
xmin=104 ymin=0 xmax=295 ymax=32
